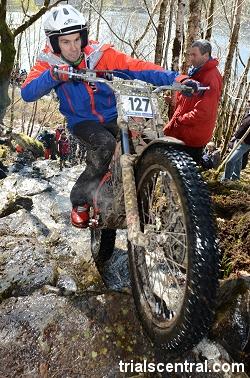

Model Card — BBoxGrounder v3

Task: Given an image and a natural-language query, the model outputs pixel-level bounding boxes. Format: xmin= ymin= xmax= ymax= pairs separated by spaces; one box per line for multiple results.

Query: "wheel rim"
xmin=137 ymin=166 xmax=188 ymax=328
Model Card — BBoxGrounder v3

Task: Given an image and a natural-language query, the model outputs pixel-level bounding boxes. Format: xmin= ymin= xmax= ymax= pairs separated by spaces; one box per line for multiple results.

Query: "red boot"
xmin=71 ymin=205 xmax=90 ymax=228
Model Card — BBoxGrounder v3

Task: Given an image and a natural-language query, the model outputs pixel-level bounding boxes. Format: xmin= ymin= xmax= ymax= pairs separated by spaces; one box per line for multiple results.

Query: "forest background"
xmin=0 ymin=0 xmax=250 ymax=165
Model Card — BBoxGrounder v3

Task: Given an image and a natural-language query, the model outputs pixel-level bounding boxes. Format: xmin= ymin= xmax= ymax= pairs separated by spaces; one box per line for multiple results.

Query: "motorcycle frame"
xmin=53 ymin=68 xmax=209 ymax=247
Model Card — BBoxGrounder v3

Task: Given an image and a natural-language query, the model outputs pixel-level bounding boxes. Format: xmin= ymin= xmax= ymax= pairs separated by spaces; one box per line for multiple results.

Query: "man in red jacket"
xmin=163 ymin=40 xmax=223 ymax=164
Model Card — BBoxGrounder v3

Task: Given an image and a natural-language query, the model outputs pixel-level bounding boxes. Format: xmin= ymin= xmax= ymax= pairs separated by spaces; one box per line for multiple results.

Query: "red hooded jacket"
xmin=58 ymin=136 xmax=70 ymax=155
xmin=163 ymin=58 xmax=222 ymax=147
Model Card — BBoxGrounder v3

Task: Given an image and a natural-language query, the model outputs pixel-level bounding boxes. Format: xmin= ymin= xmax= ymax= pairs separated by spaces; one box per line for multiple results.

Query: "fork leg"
xmin=120 ymin=153 xmax=150 ymax=247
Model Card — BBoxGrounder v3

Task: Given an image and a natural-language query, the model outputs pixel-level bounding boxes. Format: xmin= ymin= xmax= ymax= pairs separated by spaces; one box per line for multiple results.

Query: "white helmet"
xmin=44 ymin=4 xmax=88 ymax=53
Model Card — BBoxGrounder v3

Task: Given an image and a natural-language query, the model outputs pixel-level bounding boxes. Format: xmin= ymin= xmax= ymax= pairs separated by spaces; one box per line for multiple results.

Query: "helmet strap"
xmin=60 ymin=52 xmax=83 ymax=67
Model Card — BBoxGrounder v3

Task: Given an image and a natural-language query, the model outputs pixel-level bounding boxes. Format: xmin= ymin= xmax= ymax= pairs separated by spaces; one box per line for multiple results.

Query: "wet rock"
xmin=0 ymin=208 xmax=53 ymax=238
xmin=41 ymin=285 xmax=61 ymax=295
xmin=209 ymin=276 xmax=250 ymax=374
xmin=0 ymin=234 xmax=55 ymax=301
xmin=95 ymin=247 xmax=131 ymax=291
xmin=50 ymin=194 xmax=72 ymax=225
xmin=16 ymin=177 xmax=52 ymax=196
xmin=56 ymin=272 xmax=77 ymax=295
xmin=0 ymin=158 xmax=250 ymax=377
xmin=1 ymin=290 xmax=248 ymax=378
xmin=0 ymin=195 xmax=33 ymax=217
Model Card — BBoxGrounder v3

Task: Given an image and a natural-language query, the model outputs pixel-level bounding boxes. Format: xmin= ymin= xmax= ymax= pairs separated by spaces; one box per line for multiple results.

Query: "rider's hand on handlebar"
xmin=51 ymin=65 xmax=74 ymax=82
xmin=175 ymin=75 xmax=203 ymax=98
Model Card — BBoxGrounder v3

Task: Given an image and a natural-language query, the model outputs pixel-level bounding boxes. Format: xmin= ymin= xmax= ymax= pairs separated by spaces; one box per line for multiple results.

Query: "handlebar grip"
xmin=52 ymin=68 xmax=97 ymax=82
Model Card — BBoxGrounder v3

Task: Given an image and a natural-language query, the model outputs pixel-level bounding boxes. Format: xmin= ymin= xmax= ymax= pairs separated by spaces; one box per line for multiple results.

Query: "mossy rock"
xmin=10 ymin=132 xmax=44 ymax=157
xmin=0 ymin=145 xmax=8 ymax=158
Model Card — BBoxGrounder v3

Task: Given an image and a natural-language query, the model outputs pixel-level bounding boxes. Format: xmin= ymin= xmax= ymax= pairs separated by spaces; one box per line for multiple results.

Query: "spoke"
xmin=139 ymin=168 xmax=187 ymax=320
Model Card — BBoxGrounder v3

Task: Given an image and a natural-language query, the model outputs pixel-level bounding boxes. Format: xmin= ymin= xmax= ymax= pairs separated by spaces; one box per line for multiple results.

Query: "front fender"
xmin=134 ymin=136 xmax=185 ymax=169
xmin=147 ymin=136 xmax=185 ymax=148
xmin=136 ymin=136 xmax=185 ymax=161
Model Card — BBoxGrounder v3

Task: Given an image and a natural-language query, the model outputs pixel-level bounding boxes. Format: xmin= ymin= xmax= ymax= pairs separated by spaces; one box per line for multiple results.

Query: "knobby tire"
xmin=128 ymin=146 xmax=220 ymax=352
xmin=91 ymin=228 xmax=116 ymax=263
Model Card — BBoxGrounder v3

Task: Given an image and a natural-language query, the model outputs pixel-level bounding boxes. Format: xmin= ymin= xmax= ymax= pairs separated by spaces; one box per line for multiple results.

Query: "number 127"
xmin=129 ymin=96 xmax=150 ymax=112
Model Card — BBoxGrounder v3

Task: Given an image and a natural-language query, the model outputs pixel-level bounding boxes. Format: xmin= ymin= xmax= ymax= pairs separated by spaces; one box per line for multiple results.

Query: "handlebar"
xmin=152 ymin=83 xmax=210 ymax=93
xmin=52 ymin=67 xmax=210 ymax=93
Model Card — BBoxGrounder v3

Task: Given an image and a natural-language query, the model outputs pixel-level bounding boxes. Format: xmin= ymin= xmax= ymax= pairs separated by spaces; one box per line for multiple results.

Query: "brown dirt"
xmin=206 ymin=166 xmax=250 ymax=278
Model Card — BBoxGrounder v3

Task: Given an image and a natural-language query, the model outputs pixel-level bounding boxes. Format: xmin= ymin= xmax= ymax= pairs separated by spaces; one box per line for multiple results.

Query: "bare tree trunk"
xmin=95 ymin=0 xmax=104 ymax=41
xmin=231 ymin=61 xmax=250 ymax=131
xmin=155 ymin=0 xmax=168 ymax=66
xmin=214 ymin=0 xmax=244 ymax=147
xmin=171 ymin=0 xmax=186 ymax=72
xmin=10 ymin=86 xmax=15 ymax=130
xmin=219 ymin=58 xmax=250 ymax=158
xmin=162 ymin=0 xmax=175 ymax=70
xmin=205 ymin=0 xmax=216 ymax=41
xmin=21 ymin=102 xmax=26 ymax=134
xmin=0 ymin=0 xmax=16 ymax=125
xmin=221 ymin=0 xmax=243 ymax=90
xmin=26 ymin=102 xmax=37 ymax=137
xmin=10 ymin=33 xmax=23 ymax=130
xmin=131 ymin=0 xmax=162 ymax=58
xmin=181 ymin=0 xmax=202 ymax=74
xmin=167 ymin=0 xmax=186 ymax=118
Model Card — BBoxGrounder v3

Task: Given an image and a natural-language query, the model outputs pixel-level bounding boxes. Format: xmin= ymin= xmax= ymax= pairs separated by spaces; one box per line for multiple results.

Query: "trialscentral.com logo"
xmin=118 ymin=360 xmax=245 ymax=374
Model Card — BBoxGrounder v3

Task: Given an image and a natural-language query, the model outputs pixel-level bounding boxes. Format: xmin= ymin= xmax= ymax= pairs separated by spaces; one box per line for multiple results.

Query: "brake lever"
xmin=52 ymin=67 xmax=98 ymax=82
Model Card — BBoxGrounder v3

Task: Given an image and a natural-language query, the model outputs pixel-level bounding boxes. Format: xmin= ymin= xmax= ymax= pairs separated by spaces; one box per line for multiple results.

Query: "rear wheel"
xmin=91 ymin=228 xmax=131 ymax=290
xmin=91 ymin=228 xmax=116 ymax=263
xmin=128 ymin=146 xmax=220 ymax=352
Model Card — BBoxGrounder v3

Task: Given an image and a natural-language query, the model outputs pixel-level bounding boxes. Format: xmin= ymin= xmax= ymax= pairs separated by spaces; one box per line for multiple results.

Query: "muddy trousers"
xmin=70 ymin=119 xmax=119 ymax=208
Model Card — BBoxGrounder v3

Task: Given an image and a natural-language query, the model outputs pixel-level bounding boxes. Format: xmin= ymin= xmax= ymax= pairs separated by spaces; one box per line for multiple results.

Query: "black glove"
xmin=180 ymin=78 xmax=203 ymax=98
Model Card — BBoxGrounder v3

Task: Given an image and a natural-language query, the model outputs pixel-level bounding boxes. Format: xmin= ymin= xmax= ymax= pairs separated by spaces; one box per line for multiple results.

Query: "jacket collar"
xmin=188 ymin=57 xmax=219 ymax=77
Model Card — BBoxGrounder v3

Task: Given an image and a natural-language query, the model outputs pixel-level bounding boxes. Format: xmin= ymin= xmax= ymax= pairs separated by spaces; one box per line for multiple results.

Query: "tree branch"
xmin=13 ymin=0 xmax=64 ymax=38
xmin=83 ymin=0 xmax=134 ymax=50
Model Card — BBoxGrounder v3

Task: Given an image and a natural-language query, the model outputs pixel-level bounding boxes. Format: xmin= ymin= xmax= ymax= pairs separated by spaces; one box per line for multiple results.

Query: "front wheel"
xmin=128 ymin=146 xmax=220 ymax=352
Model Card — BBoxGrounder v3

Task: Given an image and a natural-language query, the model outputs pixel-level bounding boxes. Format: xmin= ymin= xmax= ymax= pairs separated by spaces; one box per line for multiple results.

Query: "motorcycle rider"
xmin=21 ymin=4 xmax=201 ymax=228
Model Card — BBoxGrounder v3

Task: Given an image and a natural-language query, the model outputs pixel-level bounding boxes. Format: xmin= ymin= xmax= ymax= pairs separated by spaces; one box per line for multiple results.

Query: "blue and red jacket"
xmin=21 ymin=41 xmax=179 ymax=133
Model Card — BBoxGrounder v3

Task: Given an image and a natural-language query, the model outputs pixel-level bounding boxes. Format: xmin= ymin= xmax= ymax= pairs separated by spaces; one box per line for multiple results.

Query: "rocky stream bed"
xmin=0 ymin=153 xmax=250 ymax=378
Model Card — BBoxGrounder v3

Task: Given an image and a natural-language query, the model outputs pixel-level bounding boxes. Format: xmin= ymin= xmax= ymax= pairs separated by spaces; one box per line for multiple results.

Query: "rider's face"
xmin=190 ymin=46 xmax=209 ymax=68
xmin=58 ymin=33 xmax=82 ymax=62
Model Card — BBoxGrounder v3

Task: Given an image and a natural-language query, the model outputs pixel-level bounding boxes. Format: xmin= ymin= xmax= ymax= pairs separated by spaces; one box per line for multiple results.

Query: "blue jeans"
xmin=221 ymin=141 xmax=250 ymax=181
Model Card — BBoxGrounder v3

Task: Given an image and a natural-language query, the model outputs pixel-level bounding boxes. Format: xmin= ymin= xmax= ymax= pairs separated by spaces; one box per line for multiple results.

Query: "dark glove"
xmin=180 ymin=78 xmax=203 ymax=98
xmin=51 ymin=65 xmax=74 ymax=82
xmin=175 ymin=75 xmax=203 ymax=98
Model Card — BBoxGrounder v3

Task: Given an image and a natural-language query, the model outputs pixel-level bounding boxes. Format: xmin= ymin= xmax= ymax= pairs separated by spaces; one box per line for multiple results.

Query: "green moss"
xmin=11 ymin=132 xmax=44 ymax=157
xmin=221 ymin=254 xmax=232 ymax=277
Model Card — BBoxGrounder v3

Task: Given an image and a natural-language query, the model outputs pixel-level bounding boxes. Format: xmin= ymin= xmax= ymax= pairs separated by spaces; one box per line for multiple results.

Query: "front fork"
xmin=120 ymin=127 xmax=150 ymax=247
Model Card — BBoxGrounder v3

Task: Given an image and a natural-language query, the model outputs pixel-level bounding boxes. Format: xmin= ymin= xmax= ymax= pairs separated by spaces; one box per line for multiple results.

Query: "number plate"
xmin=120 ymin=94 xmax=158 ymax=118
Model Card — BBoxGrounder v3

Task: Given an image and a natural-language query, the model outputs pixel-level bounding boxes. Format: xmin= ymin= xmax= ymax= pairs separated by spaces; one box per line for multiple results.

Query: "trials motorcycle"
xmin=54 ymin=67 xmax=220 ymax=352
